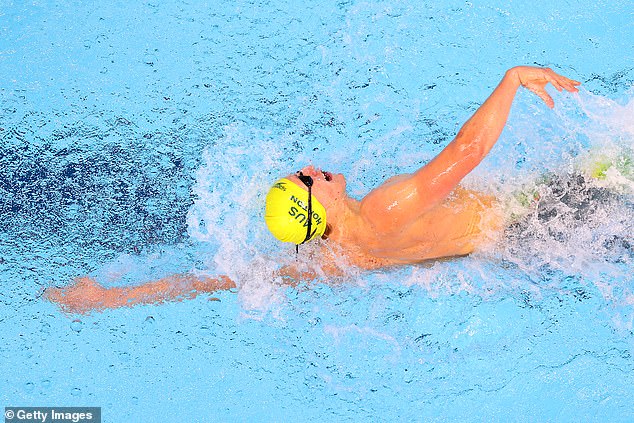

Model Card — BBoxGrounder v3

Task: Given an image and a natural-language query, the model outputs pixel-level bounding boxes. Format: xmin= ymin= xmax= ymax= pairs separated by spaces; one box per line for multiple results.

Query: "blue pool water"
xmin=1 ymin=0 xmax=633 ymax=421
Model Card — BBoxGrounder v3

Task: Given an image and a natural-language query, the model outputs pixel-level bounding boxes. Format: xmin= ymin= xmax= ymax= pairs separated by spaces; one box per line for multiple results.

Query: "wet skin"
xmin=288 ymin=166 xmax=501 ymax=269
xmin=46 ymin=66 xmax=581 ymax=313
xmin=282 ymin=67 xmax=580 ymax=269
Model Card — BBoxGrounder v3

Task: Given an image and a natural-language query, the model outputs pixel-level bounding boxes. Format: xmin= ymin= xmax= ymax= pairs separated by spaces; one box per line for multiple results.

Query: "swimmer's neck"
xmin=323 ymin=195 xmax=364 ymax=243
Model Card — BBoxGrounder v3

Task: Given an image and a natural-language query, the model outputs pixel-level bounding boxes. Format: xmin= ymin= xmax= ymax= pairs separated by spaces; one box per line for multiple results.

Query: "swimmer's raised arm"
xmin=360 ymin=66 xmax=580 ymax=233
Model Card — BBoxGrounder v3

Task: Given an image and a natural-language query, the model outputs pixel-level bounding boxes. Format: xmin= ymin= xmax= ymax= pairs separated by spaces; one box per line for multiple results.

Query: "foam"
xmin=471 ymin=90 xmax=633 ymax=303
xmin=186 ymin=90 xmax=634 ymax=311
xmin=407 ymin=91 xmax=633 ymax=304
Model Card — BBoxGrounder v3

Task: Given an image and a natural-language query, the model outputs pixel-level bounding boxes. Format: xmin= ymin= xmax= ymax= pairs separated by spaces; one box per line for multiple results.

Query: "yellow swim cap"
xmin=264 ymin=178 xmax=327 ymax=244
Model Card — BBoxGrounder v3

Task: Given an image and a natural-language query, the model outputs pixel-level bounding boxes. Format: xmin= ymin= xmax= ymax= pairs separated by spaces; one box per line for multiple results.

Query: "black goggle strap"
xmin=301 ymin=185 xmax=313 ymax=244
xmin=296 ymin=172 xmax=315 ymax=253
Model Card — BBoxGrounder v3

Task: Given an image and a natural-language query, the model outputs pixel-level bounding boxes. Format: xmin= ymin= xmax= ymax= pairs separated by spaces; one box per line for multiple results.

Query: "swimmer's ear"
xmin=321 ymin=224 xmax=332 ymax=240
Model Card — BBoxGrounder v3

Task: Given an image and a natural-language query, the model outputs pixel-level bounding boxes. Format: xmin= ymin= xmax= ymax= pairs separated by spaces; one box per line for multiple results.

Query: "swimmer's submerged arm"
xmin=360 ymin=66 xmax=580 ymax=233
xmin=45 ymin=274 xmax=236 ymax=314
xmin=277 ymin=259 xmax=345 ymax=287
xmin=46 ymin=263 xmax=339 ymax=314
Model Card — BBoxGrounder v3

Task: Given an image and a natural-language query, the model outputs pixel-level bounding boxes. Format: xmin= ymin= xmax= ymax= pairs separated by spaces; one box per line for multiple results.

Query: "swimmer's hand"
xmin=509 ymin=66 xmax=581 ymax=108
xmin=45 ymin=277 xmax=108 ymax=314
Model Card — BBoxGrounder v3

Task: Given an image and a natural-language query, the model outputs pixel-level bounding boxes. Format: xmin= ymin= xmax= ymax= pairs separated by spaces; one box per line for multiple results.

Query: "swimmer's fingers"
xmin=547 ymin=69 xmax=581 ymax=92
xmin=558 ymin=76 xmax=581 ymax=92
xmin=525 ymin=83 xmax=555 ymax=108
xmin=545 ymin=70 xmax=564 ymax=92
xmin=43 ymin=285 xmax=63 ymax=303
xmin=523 ymin=68 xmax=581 ymax=107
xmin=536 ymin=89 xmax=555 ymax=108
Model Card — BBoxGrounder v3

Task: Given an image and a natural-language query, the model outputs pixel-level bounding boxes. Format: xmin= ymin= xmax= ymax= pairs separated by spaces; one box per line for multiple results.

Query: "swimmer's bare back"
xmin=46 ymin=66 xmax=580 ymax=314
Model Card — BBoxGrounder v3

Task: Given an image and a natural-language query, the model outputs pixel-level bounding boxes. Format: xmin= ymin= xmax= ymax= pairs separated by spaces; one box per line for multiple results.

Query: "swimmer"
xmin=46 ymin=66 xmax=581 ymax=314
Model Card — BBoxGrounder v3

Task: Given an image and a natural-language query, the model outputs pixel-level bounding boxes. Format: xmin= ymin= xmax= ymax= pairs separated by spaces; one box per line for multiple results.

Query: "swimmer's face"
xmin=287 ymin=165 xmax=347 ymax=209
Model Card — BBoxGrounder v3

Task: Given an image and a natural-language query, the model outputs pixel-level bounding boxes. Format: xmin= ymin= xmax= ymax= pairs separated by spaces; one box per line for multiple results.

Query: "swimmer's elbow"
xmin=455 ymin=131 xmax=487 ymax=162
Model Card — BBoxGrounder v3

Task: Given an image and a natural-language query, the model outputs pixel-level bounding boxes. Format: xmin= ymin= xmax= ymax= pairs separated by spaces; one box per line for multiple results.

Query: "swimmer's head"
xmin=264 ymin=175 xmax=327 ymax=245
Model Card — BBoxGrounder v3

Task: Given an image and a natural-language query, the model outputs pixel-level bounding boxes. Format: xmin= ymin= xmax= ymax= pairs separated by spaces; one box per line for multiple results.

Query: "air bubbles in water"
xmin=70 ymin=319 xmax=83 ymax=332
xmin=40 ymin=322 xmax=51 ymax=335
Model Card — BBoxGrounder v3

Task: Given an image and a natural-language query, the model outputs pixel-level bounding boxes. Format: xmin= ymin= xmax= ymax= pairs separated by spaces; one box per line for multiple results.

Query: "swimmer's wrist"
xmin=504 ymin=67 xmax=522 ymax=88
